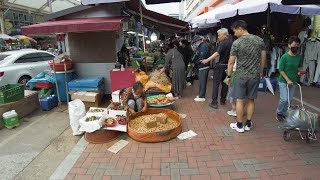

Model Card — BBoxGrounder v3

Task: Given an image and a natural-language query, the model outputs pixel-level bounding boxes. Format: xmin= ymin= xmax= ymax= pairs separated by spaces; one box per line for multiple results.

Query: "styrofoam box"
xmin=86 ymin=107 xmax=107 ymax=117
xmin=112 ymin=90 xmax=120 ymax=103
xmin=108 ymin=109 xmax=127 ymax=118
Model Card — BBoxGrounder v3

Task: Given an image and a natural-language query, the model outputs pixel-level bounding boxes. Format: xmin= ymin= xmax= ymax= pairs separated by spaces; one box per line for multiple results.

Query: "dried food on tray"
xmin=110 ymin=106 xmax=124 ymax=110
xmin=104 ymin=118 xmax=117 ymax=127
xmin=129 ymin=113 xmax=178 ymax=133
xmin=147 ymin=94 xmax=175 ymax=105
xmin=88 ymin=108 xmax=105 ymax=113
xmin=85 ymin=116 xmax=101 ymax=122
xmin=118 ymin=115 xmax=127 ymax=125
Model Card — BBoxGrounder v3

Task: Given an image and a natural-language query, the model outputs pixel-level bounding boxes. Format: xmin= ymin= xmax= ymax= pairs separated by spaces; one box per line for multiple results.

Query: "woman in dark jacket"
xmin=178 ymin=39 xmax=193 ymax=69
xmin=160 ymin=40 xmax=186 ymax=98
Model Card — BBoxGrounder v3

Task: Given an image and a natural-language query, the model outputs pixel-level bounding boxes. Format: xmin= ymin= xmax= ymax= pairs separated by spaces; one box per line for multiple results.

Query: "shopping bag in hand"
xmin=280 ymin=84 xmax=319 ymax=132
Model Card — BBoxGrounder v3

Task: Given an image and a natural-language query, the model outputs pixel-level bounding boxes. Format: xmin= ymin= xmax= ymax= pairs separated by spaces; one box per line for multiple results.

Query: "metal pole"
xmin=139 ymin=1 xmax=146 ymax=52
xmin=52 ymin=60 xmax=62 ymax=108
xmin=0 ymin=1 xmax=6 ymax=34
xmin=48 ymin=0 xmax=53 ymax=13
xmin=267 ymin=4 xmax=270 ymax=32
xmin=64 ymin=62 xmax=69 ymax=103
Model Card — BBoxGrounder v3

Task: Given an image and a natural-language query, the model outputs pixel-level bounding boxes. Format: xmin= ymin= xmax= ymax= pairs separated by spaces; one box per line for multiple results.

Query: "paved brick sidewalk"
xmin=65 ymin=79 xmax=320 ymax=180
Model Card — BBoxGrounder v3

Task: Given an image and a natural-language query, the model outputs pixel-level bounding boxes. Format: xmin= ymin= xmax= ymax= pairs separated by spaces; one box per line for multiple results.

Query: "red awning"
xmin=22 ymin=17 xmax=124 ymax=35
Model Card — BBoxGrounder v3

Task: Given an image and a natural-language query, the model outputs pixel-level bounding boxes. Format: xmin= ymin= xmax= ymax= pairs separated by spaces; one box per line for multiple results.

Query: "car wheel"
xmin=18 ymin=76 xmax=31 ymax=89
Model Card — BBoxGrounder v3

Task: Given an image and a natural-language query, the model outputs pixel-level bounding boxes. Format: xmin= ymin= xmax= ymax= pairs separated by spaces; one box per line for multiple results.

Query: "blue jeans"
xmin=276 ymin=82 xmax=297 ymax=116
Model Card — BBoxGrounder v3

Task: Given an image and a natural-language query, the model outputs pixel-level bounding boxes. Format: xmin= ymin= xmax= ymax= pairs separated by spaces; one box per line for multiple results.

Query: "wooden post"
xmin=139 ymin=1 xmax=146 ymax=52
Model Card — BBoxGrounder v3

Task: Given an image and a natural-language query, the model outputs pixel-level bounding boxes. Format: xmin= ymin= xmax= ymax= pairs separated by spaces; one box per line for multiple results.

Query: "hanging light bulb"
xmin=151 ymin=32 xmax=157 ymax=42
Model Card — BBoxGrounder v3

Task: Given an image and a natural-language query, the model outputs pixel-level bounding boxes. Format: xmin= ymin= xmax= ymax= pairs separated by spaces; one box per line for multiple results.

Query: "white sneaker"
xmin=230 ymin=123 xmax=245 ymax=133
xmin=187 ymin=82 xmax=192 ymax=86
xmin=244 ymin=122 xmax=253 ymax=131
xmin=194 ymin=97 xmax=206 ymax=102
xmin=227 ymin=110 xmax=237 ymax=117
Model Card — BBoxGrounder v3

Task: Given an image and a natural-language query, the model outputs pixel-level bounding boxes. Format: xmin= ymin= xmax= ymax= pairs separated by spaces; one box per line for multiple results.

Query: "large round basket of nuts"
xmin=127 ymin=108 xmax=182 ymax=143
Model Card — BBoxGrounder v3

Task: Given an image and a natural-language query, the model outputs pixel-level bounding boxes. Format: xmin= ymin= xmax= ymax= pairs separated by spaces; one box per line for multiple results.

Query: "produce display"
xmin=147 ymin=94 xmax=175 ymax=105
xmin=104 ymin=118 xmax=117 ymax=127
xmin=129 ymin=113 xmax=178 ymax=133
xmin=85 ymin=116 xmax=100 ymax=122
xmin=110 ymin=106 xmax=124 ymax=110
xmin=118 ymin=115 xmax=127 ymax=125
xmin=88 ymin=108 xmax=105 ymax=113
xmin=149 ymin=70 xmax=170 ymax=86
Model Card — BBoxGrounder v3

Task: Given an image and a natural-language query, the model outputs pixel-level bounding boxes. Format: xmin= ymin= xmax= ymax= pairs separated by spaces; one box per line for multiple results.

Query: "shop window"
xmin=29 ymin=16 xmax=34 ymax=23
xmin=5 ymin=11 xmax=14 ymax=21
xmin=13 ymin=13 xmax=19 ymax=20
xmin=15 ymin=53 xmax=42 ymax=63
xmin=19 ymin=14 xmax=24 ymax=22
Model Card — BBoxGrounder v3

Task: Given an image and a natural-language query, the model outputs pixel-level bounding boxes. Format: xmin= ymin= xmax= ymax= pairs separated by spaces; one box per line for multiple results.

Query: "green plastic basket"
xmin=0 ymin=84 xmax=25 ymax=104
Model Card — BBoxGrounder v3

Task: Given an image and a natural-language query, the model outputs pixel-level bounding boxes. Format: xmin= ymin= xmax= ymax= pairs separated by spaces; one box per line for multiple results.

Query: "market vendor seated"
xmin=120 ymin=82 xmax=147 ymax=114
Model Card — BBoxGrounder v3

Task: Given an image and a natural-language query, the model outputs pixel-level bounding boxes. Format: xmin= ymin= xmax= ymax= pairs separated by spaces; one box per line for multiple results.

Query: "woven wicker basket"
xmin=128 ymin=108 xmax=182 ymax=143
xmin=84 ymin=129 xmax=122 ymax=144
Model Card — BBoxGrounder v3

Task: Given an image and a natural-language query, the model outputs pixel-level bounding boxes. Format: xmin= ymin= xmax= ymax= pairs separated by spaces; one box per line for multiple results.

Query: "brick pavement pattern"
xmin=66 ymin=79 xmax=320 ymax=180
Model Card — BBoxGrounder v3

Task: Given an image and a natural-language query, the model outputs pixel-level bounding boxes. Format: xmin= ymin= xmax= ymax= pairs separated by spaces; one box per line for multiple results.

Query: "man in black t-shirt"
xmin=201 ymin=28 xmax=233 ymax=109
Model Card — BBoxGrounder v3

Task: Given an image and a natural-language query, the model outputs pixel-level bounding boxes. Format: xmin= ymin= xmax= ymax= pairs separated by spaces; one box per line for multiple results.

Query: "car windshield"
xmin=0 ymin=54 xmax=10 ymax=65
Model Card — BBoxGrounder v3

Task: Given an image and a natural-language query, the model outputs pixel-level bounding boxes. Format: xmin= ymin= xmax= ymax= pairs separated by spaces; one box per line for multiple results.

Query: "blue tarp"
xmin=27 ymin=71 xmax=55 ymax=89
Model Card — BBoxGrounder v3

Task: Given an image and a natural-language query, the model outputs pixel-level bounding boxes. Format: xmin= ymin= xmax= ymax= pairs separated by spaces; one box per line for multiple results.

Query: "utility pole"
xmin=0 ymin=0 xmax=6 ymax=34
xmin=48 ymin=0 xmax=53 ymax=13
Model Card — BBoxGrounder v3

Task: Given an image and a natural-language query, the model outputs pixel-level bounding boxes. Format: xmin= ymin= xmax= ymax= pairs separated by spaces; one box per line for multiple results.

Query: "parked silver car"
xmin=0 ymin=49 xmax=55 ymax=87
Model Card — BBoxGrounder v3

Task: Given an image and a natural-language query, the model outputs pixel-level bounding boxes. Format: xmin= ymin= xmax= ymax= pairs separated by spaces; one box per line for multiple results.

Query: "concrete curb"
xmin=49 ymin=136 xmax=88 ymax=180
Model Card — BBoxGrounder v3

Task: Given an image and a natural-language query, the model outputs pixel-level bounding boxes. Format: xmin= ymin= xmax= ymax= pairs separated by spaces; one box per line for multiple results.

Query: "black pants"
xmin=199 ymin=68 xmax=209 ymax=98
xmin=211 ymin=64 xmax=228 ymax=105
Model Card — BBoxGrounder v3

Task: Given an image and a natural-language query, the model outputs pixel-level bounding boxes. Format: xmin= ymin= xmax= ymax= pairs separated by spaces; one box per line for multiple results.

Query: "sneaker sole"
xmin=227 ymin=113 xmax=237 ymax=117
xmin=230 ymin=124 xmax=245 ymax=133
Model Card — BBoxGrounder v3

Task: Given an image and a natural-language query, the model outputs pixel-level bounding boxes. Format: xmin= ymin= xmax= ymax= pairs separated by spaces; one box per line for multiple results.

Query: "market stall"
xmin=191 ymin=0 xmax=320 ymax=89
xmin=19 ymin=0 xmax=187 ymax=143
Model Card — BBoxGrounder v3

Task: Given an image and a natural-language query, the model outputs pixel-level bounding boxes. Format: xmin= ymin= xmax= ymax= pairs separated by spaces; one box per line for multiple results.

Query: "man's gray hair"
xmin=217 ymin=28 xmax=229 ymax=35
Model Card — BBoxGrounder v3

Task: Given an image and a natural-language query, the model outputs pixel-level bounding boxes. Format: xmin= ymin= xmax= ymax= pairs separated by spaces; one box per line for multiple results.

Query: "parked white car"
xmin=0 ymin=49 xmax=55 ymax=87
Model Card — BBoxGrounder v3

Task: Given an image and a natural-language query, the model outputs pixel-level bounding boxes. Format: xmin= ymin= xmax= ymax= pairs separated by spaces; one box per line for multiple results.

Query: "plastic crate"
xmin=0 ymin=84 xmax=25 ymax=104
xmin=49 ymin=60 xmax=73 ymax=72
xmin=35 ymin=82 xmax=53 ymax=89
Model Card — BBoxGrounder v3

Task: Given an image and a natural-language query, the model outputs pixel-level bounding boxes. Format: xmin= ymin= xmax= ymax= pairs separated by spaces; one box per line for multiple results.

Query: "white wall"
xmin=66 ymin=31 xmax=119 ymax=94
xmin=74 ymin=63 xmax=115 ymax=94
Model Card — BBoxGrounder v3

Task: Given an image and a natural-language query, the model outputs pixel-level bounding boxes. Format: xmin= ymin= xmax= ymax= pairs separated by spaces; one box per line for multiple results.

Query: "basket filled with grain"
xmin=127 ymin=108 xmax=182 ymax=143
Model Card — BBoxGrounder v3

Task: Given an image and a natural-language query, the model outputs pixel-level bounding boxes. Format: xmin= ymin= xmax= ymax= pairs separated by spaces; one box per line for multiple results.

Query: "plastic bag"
xmin=79 ymin=115 xmax=104 ymax=133
xmin=265 ymin=77 xmax=275 ymax=95
xmin=135 ymin=71 xmax=149 ymax=85
xmin=145 ymin=70 xmax=172 ymax=93
xmin=280 ymin=107 xmax=319 ymax=131
xmin=68 ymin=99 xmax=85 ymax=136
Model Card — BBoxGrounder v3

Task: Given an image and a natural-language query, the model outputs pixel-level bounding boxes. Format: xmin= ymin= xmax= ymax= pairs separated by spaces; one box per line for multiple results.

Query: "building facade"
xmin=183 ymin=0 xmax=238 ymax=22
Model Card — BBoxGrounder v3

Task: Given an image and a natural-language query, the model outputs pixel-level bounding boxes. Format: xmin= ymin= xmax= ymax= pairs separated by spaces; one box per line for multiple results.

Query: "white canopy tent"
xmin=190 ymin=4 xmax=232 ymax=29
xmin=214 ymin=0 xmax=320 ymax=20
xmin=5 ymin=0 xmax=81 ymax=14
xmin=0 ymin=34 xmax=17 ymax=40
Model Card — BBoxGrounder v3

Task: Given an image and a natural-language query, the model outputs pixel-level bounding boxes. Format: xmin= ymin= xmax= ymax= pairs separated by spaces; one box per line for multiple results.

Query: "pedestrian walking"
xmin=192 ymin=35 xmax=211 ymax=102
xmin=227 ymin=60 xmax=237 ymax=117
xmin=201 ymin=28 xmax=233 ymax=109
xmin=225 ymin=20 xmax=267 ymax=133
xmin=276 ymin=36 xmax=304 ymax=121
